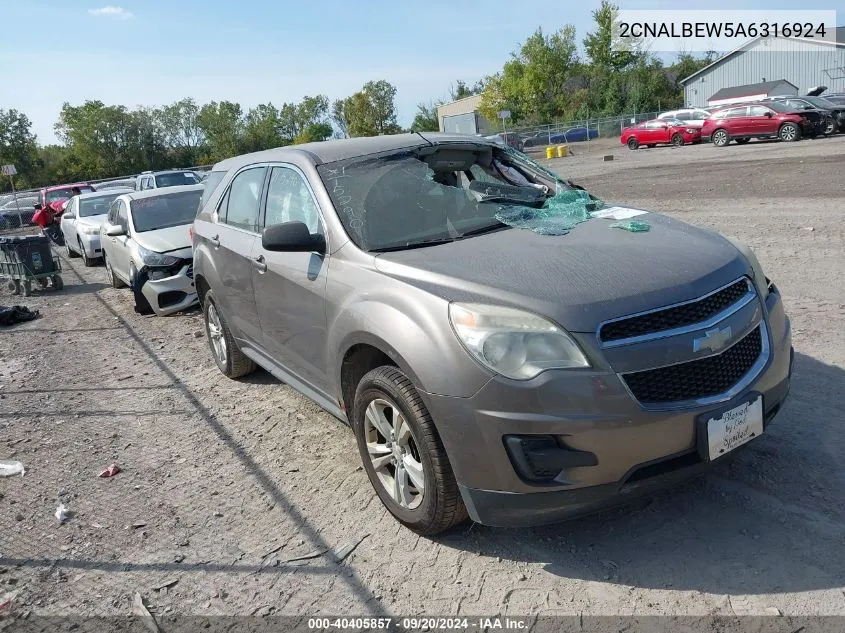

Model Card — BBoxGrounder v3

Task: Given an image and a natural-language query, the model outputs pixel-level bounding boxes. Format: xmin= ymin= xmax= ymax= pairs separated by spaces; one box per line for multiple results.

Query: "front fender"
xmin=329 ymin=295 xmax=491 ymax=399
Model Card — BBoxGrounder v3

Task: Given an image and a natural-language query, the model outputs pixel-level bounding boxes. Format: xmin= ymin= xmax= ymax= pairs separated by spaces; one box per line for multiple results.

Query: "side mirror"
xmin=105 ymin=223 xmax=126 ymax=237
xmin=34 ymin=203 xmax=43 ymax=210
xmin=765 ymin=112 xmax=773 ymax=117
xmin=262 ymin=222 xmax=325 ymax=254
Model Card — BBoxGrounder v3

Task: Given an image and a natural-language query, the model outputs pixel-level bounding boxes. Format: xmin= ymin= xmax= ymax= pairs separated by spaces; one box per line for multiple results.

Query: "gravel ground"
xmin=1 ymin=135 xmax=844 ymax=624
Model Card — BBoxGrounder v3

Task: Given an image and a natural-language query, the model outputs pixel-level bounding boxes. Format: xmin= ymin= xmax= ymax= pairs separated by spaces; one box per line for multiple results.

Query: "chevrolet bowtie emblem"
xmin=693 ymin=326 xmax=732 ymax=353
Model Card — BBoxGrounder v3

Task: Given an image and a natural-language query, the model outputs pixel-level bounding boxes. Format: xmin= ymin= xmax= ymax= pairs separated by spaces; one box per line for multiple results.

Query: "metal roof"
xmin=213 ymin=133 xmax=497 ymax=171
xmin=708 ymin=79 xmax=798 ymax=101
xmin=681 ymin=27 xmax=845 ymax=85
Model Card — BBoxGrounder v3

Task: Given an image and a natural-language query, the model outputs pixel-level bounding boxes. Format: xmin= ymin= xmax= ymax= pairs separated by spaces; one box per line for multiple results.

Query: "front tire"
xmin=779 ymin=123 xmax=800 ymax=142
xmin=65 ymin=239 xmax=79 ymax=258
xmin=203 ymin=291 xmax=256 ymax=379
xmin=104 ymin=254 xmax=126 ymax=289
xmin=712 ymin=129 xmax=730 ymax=147
xmin=129 ymin=264 xmax=154 ymax=315
xmin=79 ymin=240 xmax=95 ymax=267
xmin=670 ymin=133 xmax=684 ymax=147
xmin=626 ymin=137 xmax=639 ymax=150
xmin=352 ymin=366 xmax=467 ymax=535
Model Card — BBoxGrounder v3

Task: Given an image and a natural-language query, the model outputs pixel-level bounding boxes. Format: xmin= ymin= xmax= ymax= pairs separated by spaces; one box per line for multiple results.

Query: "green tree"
xmin=293 ymin=122 xmax=333 ymax=144
xmin=479 ymin=26 xmax=580 ymax=124
xmin=197 ymin=101 xmax=244 ymax=163
xmin=0 ymin=109 xmax=39 ymax=190
xmin=335 ymin=80 xmax=401 ymax=137
xmin=159 ymin=98 xmax=205 ymax=165
xmin=242 ymin=103 xmax=283 ymax=153
xmin=278 ymin=95 xmax=330 ymax=141
xmin=583 ymin=0 xmax=638 ymax=73
xmin=410 ymin=101 xmax=440 ymax=132
xmin=54 ymin=100 xmax=141 ymax=177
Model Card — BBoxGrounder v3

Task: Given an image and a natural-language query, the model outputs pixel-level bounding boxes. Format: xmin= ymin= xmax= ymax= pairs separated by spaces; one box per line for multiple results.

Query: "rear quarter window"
xmin=197 ymin=170 xmax=227 ymax=215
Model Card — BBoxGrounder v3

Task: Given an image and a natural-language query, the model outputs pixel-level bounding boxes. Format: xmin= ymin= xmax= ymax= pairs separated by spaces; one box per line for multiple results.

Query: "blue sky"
xmin=1 ymin=0 xmax=840 ymax=144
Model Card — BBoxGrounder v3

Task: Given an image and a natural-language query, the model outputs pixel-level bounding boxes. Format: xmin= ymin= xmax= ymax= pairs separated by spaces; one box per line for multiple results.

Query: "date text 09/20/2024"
xmin=307 ymin=617 xmax=530 ymax=631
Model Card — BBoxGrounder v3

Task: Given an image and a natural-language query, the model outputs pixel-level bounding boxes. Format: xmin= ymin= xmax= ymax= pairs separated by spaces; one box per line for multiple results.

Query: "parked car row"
xmin=622 ymin=98 xmax=839 ymax=150
xmin=57 ymin=184 xmax=202 ymax=316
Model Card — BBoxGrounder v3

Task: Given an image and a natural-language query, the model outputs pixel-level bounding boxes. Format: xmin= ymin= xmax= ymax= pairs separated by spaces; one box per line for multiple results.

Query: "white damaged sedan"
xmin=100 ymin=185 xmax=202 ymax=316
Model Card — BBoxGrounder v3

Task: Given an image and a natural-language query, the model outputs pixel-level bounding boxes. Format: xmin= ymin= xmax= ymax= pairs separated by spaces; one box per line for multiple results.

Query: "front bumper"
xmin=423 ymin=289 xmax=793 ymax=527
xmin=79 ymin=233 xmax=102 ymax=258
xmin=140 ymin=264 xmax=198 ymax=316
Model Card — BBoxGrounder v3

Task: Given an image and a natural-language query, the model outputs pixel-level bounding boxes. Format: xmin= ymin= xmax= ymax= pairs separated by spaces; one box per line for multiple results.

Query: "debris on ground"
xmin=132 ymin=592 xmax=161 ymax=633
xmin=131 ymin=521 xmax=147 ymax=529
xmin=55 ymin=504 xmax=70 ymax=525
xmin=152 ymin=578 xmax=179 ymax=593
xmin=609 ymin=219 xmax=650 ymax=232
xmin=279 ymin=548 xmax=328 ymax=564
xmin=0 ymin=305 xmax=39 ymax=327
xmin=98 ymin=463 xmax=121 ymax=478
xmin=0 ymin=460 xmax=25 ymax=477
xmin=330 ymin=534 xmax=369 ymax=564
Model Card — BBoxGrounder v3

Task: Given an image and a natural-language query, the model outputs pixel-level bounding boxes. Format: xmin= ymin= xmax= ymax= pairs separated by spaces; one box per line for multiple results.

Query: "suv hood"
xmin=374 ymin=211 xmax=749 ymax=332
xmin=133 ymin=224 xmax=191 ymax=254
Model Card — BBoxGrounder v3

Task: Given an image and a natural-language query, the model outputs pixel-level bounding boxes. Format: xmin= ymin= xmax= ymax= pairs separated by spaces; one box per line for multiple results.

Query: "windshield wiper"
xmin=458 ymin=222 xmax=510 ymax=238
xmin=370 ymin=237 xmax=455 ymax=253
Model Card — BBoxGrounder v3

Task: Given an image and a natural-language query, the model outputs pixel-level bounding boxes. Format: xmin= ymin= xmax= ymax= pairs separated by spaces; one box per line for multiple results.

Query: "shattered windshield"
xmin=316 ymin=144 xmax=603 ymax=251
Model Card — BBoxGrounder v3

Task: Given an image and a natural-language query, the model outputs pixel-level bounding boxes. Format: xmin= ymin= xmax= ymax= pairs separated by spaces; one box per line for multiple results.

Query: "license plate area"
xmin=697 ymin=393 xmax=764 ymax=462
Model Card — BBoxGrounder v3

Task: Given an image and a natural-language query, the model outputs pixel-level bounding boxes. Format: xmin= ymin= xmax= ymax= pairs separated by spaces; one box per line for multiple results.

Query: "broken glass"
xmin=495 ymin=189 xmax=602 ymax=236
xmin=609 ymin=219 xmax=651 ymax=232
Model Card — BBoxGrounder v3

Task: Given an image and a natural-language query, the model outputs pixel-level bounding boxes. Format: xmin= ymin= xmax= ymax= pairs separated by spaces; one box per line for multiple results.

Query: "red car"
xmin=700 ymin=102 xmax=820 ymax=147
xmin=620 ymin=119 xmax=701 ymax=150
xmin=36 ymin=182 xmax=95 ymax=211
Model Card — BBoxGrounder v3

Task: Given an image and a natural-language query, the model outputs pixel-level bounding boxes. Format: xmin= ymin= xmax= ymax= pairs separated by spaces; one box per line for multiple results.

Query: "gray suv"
xmin=192 ymin=133 xmax=793 ymax=535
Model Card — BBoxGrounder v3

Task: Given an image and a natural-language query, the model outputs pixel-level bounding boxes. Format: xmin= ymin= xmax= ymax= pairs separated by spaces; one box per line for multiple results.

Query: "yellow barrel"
xmin=557 ymin=145 xmax=568 ymax=157
xmin=545 ymin=146 xmax=555 ymax=159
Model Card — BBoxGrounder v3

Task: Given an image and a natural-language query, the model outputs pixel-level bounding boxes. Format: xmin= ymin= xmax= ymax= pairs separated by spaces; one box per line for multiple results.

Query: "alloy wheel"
xmin=713 ymin=130 xmax=728 ymax=146
xmin=781 ymin=125 xmax=797 ymax=141
xmin=363 ymin=398 xmax=425 ymax=510
xmin=206 ymin=303 xmax=228 ymax=367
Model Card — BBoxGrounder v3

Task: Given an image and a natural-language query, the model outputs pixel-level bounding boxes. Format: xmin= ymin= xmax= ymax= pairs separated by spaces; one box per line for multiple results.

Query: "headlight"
xmin=137 ymin=245 xmax=180 ymax=268
xmin=686 ymin=128 xmax=697 ymax=134
xmin=80 ymin=225 xmax=99 ymax=235
xmin=720 ymin=235 xmax=769 ymax=300
xmin=448 ymin=303 xmax=590 ymax=380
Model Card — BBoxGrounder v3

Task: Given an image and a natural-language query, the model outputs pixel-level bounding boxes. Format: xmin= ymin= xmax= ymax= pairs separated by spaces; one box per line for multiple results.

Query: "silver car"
xmin=100 ymin=185 xmax=202 ymax=316
xmin=192 ymin=134 xmax=793 ymax=535
xmin=60 ymin=189 xmax=133 ymax=266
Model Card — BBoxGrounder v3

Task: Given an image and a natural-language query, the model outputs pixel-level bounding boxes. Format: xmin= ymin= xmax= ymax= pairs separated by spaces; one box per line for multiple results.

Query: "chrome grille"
xmin=600 ymin=279 xmax=751 ymax=343
xmin=621 ymin=325 xmax=763 ymax=404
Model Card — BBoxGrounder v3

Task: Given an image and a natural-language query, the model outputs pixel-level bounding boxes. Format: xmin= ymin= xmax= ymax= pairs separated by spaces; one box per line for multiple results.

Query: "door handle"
xmin=210 ymin=235 xmax=220 ymax=248
xmin=253 ymin=254 xmax=267 ymax=274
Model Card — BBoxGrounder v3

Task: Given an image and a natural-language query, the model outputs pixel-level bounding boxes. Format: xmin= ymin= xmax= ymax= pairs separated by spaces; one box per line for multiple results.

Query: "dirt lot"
xmin=1 ymin=135 xmax=844 ymax=624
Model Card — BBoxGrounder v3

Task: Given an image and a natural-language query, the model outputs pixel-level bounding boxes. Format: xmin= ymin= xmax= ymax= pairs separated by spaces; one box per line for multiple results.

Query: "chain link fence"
xmin=493 ymin=111 xmax=663 ymax=152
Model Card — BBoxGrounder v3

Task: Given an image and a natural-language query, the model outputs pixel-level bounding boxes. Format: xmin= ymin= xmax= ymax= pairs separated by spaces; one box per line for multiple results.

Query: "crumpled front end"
xmin=138 ymin=258 xmax=198 ymax=316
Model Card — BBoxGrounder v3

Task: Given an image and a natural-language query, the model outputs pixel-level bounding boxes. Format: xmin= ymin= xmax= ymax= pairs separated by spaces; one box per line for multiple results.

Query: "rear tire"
xmin=52 ymin=275 xmax=64 ymax=291
xmin=779 ymin=123 xmax=800 ymax=142
xmin=627 ymin=137 xmax=639 ymax=150
xmin=21 ymin=281 xmax=32 ymax=297
xmin=712 ymin=129 xmax=730 ymax=147
xmin=203 ymin=290 xmax=256 ymax=379
xmin=352 ymin=366 xmax=468 ymax=535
